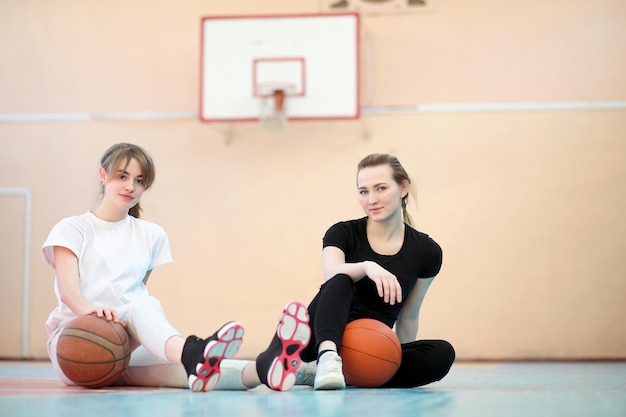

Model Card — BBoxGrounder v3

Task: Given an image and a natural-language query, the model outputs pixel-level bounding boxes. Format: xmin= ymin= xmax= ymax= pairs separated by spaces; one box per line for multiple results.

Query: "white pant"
xmin=47 ymin=296 xmax=250 ymax=389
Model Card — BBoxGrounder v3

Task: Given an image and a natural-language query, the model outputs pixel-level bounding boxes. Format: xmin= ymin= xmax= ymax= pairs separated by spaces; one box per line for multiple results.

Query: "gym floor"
xmin=1 ymin=361 xmax=625 ymax=417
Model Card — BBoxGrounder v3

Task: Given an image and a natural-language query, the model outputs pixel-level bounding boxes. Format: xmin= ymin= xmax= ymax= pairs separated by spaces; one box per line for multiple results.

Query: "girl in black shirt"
xmin=300 ymin=153 xmax=455 ymax=389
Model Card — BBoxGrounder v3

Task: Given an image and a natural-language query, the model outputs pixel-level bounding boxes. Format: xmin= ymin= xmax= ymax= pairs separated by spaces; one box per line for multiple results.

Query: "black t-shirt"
xmin=322 ymin=217 xmax=442 ymax=326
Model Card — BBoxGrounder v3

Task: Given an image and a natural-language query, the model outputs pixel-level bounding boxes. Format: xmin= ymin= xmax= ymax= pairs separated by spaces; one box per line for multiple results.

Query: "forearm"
xmin=323 ymin=260 xmax=369 ymax=282
xmin=53 ymin=246 xmax=96 ymax=316
xmin=394 ymin=276 xmax=435 ymax=343
xmin=395 ymin=316 xmax=419 ymax=344
xmin=58 ymin=282 xmax=96 ymax=316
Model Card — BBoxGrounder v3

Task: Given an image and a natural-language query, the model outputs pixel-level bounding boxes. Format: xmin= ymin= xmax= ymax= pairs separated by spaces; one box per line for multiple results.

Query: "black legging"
xmin=301 ymin=274 xmax=456 ymax=388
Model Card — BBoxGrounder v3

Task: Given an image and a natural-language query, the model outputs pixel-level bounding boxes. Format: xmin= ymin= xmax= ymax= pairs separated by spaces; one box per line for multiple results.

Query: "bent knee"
xmin=434 ymin=340 xmax=455 ymax=380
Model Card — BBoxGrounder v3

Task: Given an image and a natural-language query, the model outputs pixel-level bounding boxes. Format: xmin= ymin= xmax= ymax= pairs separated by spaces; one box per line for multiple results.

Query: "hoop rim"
xmin=255 ymin=82 xmax=298 ymax=98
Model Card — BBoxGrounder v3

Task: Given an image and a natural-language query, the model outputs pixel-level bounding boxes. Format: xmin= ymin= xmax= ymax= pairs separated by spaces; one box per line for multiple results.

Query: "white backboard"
xmin=200 ymin=13 xmax=360 ymax=122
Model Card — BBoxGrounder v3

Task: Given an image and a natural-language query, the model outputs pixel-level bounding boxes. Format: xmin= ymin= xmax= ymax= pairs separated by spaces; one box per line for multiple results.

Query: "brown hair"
xmin=99 ymin=143 xmax=155 ymax=218
xmin=357 ymin=153 xmax=416 ymax=226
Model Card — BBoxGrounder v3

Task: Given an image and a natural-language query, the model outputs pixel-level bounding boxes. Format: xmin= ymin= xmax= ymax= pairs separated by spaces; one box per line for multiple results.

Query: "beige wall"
xmin=1 ymin=0 xmax=625 ymax=360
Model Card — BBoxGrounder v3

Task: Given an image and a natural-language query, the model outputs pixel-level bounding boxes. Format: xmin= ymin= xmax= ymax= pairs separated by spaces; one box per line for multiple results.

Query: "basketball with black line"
xmin=339 ymin=318 xmax=402 ymax=387
xmin=56 ymin=314 xmax=131 ymax=388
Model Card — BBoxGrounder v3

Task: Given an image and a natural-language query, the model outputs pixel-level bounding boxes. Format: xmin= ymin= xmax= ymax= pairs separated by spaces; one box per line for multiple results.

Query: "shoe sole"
xmin=314 ymin=378 xmax=346 ymax=390
xmin=188 ymin=321 xmax=244 ymax=392
xmin=266 ymin=301 xmax=311 ymax=391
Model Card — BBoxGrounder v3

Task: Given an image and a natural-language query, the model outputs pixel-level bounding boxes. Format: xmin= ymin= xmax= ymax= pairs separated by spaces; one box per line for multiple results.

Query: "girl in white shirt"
xmin=43 ymin=143 xmax=310 ymax=392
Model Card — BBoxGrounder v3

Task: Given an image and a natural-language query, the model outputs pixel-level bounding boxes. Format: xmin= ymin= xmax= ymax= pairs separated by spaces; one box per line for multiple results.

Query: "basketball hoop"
xmin=257 ymin=82 xmax=296 ymax=129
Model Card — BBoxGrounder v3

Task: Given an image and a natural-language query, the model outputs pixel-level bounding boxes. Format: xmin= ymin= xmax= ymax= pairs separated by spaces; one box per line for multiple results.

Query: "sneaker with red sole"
xmin=256 ymin=301 xmax=311 ymax=391
xmin=182 ymin=321 xmax=244 ymax=392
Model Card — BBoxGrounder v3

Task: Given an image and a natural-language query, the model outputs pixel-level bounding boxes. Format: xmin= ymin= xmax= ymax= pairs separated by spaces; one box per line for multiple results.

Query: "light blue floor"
xmin=1 ymin=361 xmax=625 ymax=417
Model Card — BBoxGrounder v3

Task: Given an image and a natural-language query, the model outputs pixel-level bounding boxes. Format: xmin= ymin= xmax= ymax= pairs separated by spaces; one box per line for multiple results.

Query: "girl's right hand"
xmin=364 ymin=261 xmax=403 ymax=305
xmin=90 ymin=307 xmax=126 ymax=327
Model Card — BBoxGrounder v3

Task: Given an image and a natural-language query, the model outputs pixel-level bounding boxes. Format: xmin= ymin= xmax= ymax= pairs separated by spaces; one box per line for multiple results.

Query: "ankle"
xmin=317 ymin=349 xmax=337 ymax=364
xmin=242 ymin=362 xmax=260 ymax=388
xmin=181 ymin=335 xmax=202 ymax=366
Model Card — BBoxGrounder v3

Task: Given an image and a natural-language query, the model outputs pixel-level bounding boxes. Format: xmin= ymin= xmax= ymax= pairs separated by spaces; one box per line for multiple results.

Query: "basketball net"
xmin=259 ymin=87 xmax=289 ymax=129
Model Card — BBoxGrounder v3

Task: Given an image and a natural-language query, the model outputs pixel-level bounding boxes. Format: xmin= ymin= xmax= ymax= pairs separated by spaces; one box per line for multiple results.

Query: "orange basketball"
xmin=56 ymin=314 xmax=131 ymax=388
xmin=340 ymin=318 xmax=402 ymax=387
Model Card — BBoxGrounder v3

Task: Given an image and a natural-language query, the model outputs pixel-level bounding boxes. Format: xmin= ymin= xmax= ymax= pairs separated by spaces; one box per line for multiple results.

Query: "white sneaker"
xmin=313 ymin=351 xmax=346 ymax=390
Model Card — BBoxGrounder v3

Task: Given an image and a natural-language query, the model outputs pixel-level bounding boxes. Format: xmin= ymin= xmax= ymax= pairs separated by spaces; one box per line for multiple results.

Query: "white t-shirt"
xmin=42 ymin=211 xmax=173 ymax=335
